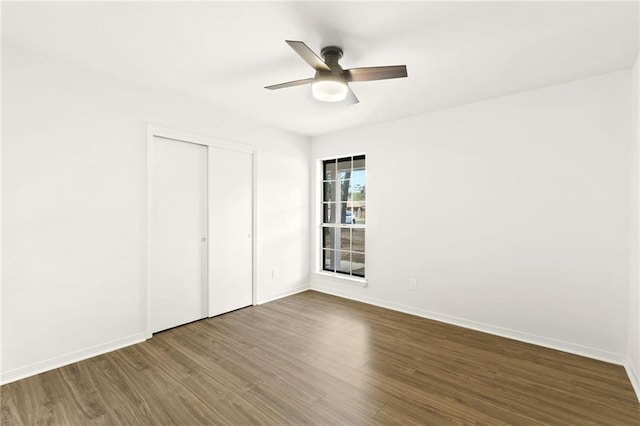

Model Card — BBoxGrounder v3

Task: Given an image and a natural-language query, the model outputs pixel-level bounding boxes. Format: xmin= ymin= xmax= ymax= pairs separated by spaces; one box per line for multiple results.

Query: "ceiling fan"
xmin=265 ymin=40 xmax=408 ymax=104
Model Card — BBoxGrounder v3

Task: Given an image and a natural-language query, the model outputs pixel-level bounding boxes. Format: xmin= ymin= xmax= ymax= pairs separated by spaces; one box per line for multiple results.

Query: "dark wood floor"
xmin=2 ymin=291 xmax=639 ymax=425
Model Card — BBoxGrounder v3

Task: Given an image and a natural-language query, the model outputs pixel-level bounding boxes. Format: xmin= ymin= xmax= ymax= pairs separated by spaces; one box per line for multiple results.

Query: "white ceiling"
xmin=3 ymin=1 xmax=638 ymax=137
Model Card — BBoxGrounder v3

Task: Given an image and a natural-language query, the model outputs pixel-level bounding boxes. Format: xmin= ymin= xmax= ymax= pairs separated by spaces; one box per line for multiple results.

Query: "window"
xmin=321 ymin=155 xmax=365 ymax=278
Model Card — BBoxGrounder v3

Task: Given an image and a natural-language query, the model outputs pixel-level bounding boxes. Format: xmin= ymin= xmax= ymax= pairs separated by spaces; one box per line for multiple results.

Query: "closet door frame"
xmin=144 ymin=124 xmax=257 ymax=339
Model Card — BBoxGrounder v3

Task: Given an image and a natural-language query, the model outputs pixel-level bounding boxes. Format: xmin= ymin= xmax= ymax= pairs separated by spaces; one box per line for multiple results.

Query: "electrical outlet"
xmin=272 ymin=268 xmax=278 ymax=279
xmin=409 ymin=278 xmax=417 ymax=290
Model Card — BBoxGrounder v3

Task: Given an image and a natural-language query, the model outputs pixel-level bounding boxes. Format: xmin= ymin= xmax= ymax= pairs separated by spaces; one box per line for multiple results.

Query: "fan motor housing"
xmin=320 ymin=46 xmax=343 ymax=65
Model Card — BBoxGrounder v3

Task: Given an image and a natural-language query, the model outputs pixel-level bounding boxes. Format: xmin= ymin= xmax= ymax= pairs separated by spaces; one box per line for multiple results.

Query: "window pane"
xmin=352 ymin=229 xmax=365 ymax=253
xmin=323 ymin=203 xmax=337 ymax=223
xmin=323 ymin=160 xmax=336 ymax=180
xmin=339 ymin=228 xmax=351 ymax=252
xmin=337 ymin=157 xmax=352 ymax=180
xmin=336 ymin=250 xmax=351 ymax=275
xmin=323 ymin=182 xmax=335 ymax=202
xmin=322 ymin=227 xmax=336 ymax=249
xmin=347 ymin=202 xmax=365 ymax=225
xmin=353 ymin=155 xmax=365 ymax=172
xmin=338 ymin=179 xmax=350 ymax=201
xmin=351 ymin=168 xmax=366 ymax=181
xmin=348 ymin=175 xmax=365 ymax=202
xmin=352 ymin=252 xmax=365 ymax=277
xmin=323 ymin=249 xmax=336 ymax=272
xmin=339 ymin=202 xmax=353 ymax=224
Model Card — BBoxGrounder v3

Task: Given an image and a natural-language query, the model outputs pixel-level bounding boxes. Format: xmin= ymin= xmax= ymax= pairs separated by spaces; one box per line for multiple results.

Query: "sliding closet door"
xmin=149 ymin=137 xmax=208 ymax=333
xmin=209 ymin=147 xmax=253 ymax=316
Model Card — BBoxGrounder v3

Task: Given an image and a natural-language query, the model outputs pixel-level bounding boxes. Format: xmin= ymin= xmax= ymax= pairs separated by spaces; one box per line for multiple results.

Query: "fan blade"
xmin=344 ymin=65 xmax=408 ymax=82
xmin=265 ymin=78 xmax=313 ymax=90
xmin=344 ymin=86 xmax=360 ymax=105
xmin=286 ymin=40 xmax=331 ymax=71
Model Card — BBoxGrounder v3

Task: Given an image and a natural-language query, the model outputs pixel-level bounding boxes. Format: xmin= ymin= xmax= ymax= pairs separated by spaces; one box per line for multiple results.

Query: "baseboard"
xmin=624 ymin=358 xmax=640 ymax=403
xmin=310 ymin=284 xmax=626 ymax=366
xmin=257 ymin=284 xmax=310 ymax=305
xmin=0 ymin=332 xmax=146 ymax=386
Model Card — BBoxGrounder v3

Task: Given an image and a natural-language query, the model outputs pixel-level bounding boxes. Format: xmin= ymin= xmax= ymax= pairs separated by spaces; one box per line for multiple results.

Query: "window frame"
xmin=316 ymin=153 xmax=367 ymax=285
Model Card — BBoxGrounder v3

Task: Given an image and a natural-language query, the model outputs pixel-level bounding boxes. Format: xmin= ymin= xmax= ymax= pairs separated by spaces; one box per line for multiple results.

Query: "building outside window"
xmin=321 ymin=155 xmax=365 ymax=278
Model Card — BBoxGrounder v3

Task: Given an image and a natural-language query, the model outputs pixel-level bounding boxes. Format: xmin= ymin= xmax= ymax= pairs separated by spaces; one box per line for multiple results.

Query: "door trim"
xmin=144 ymin=124 xmax=257 ymax=339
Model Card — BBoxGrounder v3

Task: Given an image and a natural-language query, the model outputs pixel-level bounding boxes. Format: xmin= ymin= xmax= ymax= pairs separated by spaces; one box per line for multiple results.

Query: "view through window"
xmin=321 ymin=155 xmax=365 ymax=278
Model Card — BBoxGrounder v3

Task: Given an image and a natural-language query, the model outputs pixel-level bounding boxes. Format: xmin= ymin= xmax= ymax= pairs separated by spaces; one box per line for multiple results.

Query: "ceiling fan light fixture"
xmin=265 ymin=40 xmax=408 ymax=105
xmin=311 ymin=76 xmax=348 ymax=102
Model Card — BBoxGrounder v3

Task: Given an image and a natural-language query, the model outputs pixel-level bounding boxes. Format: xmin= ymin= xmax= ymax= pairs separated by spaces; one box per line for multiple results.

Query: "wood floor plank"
xmin=372 ymin=403 xmax=456 ymax=426
xmin=2 ymin=290 xmax=639 ymax=425
xmin=309 ymin=393 xmax=382 ymax=425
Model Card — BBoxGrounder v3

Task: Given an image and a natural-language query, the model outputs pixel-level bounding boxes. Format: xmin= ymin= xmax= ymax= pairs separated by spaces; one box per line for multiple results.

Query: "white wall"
xmin=311 ymin=71 xmax=632 ymax=363
xmin=1 ymin=45 xmax=310 ymax=383
xmin=630 ymin=52 xmax=640 ymax=399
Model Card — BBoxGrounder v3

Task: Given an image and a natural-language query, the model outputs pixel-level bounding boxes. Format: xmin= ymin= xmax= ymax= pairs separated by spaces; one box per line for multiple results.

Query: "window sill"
xmin=313 ymin=271 xmax=368 ymax=287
